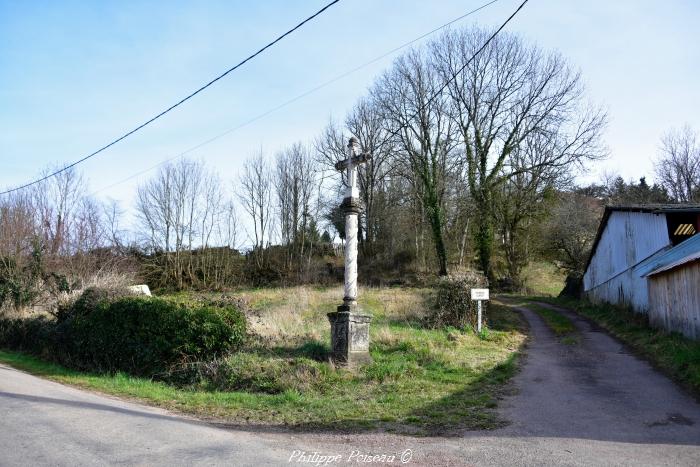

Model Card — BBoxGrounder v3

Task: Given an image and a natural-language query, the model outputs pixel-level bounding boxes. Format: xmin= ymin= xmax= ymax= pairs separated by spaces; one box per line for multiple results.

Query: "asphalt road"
xmin=1 ymin=301 xmax=700 ymax=466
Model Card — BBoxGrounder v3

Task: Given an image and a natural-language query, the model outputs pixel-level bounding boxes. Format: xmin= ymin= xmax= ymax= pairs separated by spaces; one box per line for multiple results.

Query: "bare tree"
xmin=372 ymin=49 xmax=458 ymax=276
xmin=135 ymin=163 xmax=174 ymax=254
xmin=104 ymin=199 xmax=127 ymax=251
xmin=237 ymin=151 xmax=273 ymax=253
xmin=220 ymin=200 xmax=239 ymax=250
xmin=432 ymin=26 xmax=606 ymax=279
xmin=345 ymin=98 xmax=395 ymax=250
xmin=494 ymin=131 xmax=577 ymax=286
xmin=135 ymin=159 xmax=224 ymax=288
xmin=275 ymin=143 xmax=315 ymax=245
xmin=316 ymin=98 xmax=395 ymax=254
xmin=32 ymin=167 xmax=86 ymax=256
xmin=655 ymin=125 xmax=700 ymax=202
xmin=545 ymin=192 xmax=602 ymax=274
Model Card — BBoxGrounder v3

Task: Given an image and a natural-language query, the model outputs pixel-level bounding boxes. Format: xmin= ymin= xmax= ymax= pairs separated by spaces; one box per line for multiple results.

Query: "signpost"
xmin=471 ymin=288 xmax=489 ymax=332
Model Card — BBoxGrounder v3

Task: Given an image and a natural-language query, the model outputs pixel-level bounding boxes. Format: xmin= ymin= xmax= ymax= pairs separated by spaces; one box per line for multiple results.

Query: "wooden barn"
xmin=583 ymin=204 xmax=700 ymax=337
xmin=639 ymin=234 xmax=700 ymax=338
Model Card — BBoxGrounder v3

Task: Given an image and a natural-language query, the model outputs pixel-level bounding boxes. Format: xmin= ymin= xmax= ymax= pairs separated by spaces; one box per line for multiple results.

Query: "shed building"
xmin=583 ymin=204 xmax=700 ymax=313
xmin=640 ymin=234 xmax=700 ymax=339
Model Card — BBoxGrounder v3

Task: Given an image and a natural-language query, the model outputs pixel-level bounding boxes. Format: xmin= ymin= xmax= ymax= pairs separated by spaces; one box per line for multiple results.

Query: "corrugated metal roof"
xmin=585 ymin=203 xmax=700 ymax=273
xmin=648 ymin=252 xmax=700 ymax=276
xmin=637 ymin=234 xmax=700 ymax=277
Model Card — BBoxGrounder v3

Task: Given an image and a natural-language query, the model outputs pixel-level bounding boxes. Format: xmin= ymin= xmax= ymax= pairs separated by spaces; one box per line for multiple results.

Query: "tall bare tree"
xmin=432 ymin=26 xmax=606 ymax=279
xmin=372 ymin=49 xmax=458 ymax=276
xmin=237 ymin=151 xmax=273 ymax=253
xmin=33 ymin=167 xmax=87 ymax=256
xmin=494 ymin=131 xmax=576 ymax=286
xmin=135 ymin=159 xmax=224 ymax=288
xmin=275 ymin=143 xmax=316 ymax=246
xmin=345 ymin=98 xmax=395 ymax=250
xmin=655 ymin=125 xmax=700 ymax=202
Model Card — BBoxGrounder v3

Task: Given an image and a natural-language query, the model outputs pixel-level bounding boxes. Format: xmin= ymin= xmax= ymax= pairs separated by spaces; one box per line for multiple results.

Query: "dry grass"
xmin=522 ymin=261 xmax=566 ymax=296
xmin=81 ymin=270 xmax=135 ymax=290
xmin=1 ymin=270 xmax=137 ymax=319
xmin=239 ymin=285 xmax=430 ymax=346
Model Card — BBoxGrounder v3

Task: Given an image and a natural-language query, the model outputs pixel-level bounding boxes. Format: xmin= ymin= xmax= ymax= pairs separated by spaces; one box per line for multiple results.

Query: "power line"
xmin=0 ymin=0 xmax=342 ymax=196
xmin=385 ymin=0 xmax=529 ymax=143
xmin=90 ymin=0 xmax=501 ymax=196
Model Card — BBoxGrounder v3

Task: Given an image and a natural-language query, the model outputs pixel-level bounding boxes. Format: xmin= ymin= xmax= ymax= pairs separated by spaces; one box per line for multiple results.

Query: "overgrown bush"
xmin=0 ymin=315 xmax=55 ymax=357
xmin=0 ymin=289 xmax=247 ymax=377
xmin=55 ymin=286 xmax=133 ymax=322
xmin=63 ymin=296 xmax=246 ymax=375
xmin=428 ymin=272 xmax=488 ymax=329
xmin=0 ymin=248 xmax=43 ymax=310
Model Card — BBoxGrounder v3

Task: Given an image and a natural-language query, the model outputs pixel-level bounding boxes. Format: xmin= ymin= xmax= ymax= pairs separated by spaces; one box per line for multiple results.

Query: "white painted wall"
xmin=583 ymin=211 xmax=670 ymax=312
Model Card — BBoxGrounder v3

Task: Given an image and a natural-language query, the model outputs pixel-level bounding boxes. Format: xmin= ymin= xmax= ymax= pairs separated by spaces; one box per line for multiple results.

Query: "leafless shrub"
xmin=428 ymin=272 xmax=488 ymax=330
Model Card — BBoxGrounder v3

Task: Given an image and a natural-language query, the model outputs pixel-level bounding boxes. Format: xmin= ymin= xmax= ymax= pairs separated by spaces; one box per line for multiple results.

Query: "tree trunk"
xmin=424 ymin=191 xmax=448 ymax=276
xmin=475 ymin=193 xmax=494 ymax=281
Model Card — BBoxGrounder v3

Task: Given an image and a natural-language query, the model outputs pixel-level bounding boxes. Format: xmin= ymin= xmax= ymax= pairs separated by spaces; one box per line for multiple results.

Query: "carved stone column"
xmin=328 ymin=137 xmax=372 ymax=365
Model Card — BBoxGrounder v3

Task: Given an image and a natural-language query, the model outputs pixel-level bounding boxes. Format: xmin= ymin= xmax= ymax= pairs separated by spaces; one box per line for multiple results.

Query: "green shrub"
xmin=0 ymin=316 xmax=55 ymax=357
xmin=428 ymin=272 xmax=488 ymax=329
xmin=56 ymin=286 xmax=133 ymax=323
xmin=63 ymin=297 xmax=246 ymax=376
xmin=0 ymin=290 xmax=247 ymax=377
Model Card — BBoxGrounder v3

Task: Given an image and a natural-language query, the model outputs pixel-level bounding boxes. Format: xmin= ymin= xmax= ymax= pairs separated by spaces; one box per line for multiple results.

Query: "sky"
xmin=1 ymin=0 xmax=699 ymax=220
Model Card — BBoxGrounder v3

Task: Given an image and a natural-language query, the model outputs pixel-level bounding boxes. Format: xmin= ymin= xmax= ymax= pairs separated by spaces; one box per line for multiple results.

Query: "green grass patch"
xmin=522 ymin=261 xmax=566 ymax=297
xmin=560 ymin=335 xmax=578 ymax=346
xmin=527 ymin=303 xmax=576 ymax=336
xmin=0 ymin=287 xmax=526 ymax=435
xmin=535 ymin=297 xmax=700 ymax=395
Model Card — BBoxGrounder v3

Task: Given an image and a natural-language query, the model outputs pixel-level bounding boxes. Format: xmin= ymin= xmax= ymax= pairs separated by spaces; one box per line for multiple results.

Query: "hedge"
xmin=0 ymin=291 xmax=247 ymax=377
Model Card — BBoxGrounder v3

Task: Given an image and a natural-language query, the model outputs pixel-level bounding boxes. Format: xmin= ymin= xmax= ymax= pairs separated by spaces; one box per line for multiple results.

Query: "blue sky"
xmin=1 ymin=0 xmax=699 ymax=210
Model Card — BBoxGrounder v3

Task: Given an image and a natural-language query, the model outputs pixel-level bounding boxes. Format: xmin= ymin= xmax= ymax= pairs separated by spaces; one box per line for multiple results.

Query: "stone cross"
xmin=327 ymin=136 xmax=372 ymax=365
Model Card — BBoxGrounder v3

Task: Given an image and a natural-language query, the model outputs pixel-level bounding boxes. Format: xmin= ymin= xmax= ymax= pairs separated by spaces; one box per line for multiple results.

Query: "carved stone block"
xmin=327 ymin=310 xmax=372 ymax=365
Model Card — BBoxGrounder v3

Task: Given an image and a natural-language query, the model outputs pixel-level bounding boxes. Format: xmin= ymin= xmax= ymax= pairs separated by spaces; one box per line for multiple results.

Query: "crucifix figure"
xmin=327 ymin=136 xmax=372 ymax=365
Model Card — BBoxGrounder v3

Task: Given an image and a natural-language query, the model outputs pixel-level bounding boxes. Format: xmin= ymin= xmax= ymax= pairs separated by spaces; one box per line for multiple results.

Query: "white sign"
xmin=471 ymin=288 xmax=489 ymax=301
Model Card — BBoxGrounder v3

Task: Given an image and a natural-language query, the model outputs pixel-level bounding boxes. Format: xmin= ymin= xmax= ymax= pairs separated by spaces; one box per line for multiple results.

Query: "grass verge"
xmin=0 ymin=287 xmax=527 ymax=435
xmin=526 ymin=303 xmax=577 ymax=344
xmin=533 ymin=296 xmax=700 ymax=396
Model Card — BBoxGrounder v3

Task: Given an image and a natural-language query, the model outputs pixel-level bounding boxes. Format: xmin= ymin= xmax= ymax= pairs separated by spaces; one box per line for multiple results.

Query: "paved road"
xmin=0 ymin=364 xmax=292 ymax=466
xmin=1 ymin=302 xmax=700 ymax=466
xmin=456 ymin=301 xmax=700 ymax=466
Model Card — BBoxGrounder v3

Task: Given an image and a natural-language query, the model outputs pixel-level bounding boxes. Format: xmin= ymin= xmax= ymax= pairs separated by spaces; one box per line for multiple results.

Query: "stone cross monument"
xmin=327 ymin=136 xmax=372 ymax=365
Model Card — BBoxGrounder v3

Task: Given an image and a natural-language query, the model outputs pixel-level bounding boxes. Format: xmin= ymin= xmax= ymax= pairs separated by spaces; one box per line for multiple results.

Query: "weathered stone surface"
xmin=329 ymin=137 xmax=373 ymax=366
xmin=327 ymin=311 xmax=372 ymax=365
xmin=339 ymin=196 xmax=362 ymax=213
xmin=343 ymin=212 xmax=359 ymax=305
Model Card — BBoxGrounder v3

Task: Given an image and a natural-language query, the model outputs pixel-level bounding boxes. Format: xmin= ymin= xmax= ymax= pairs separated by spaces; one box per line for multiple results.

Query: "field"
xmin=0 ymin=286 xmax=527 ymax=434
xmin=522 ymin=261 xmax=566 ymax=296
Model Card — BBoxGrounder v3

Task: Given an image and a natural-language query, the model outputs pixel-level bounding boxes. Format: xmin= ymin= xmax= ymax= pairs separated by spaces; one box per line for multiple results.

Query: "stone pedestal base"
xmin=327 ymin=308 xmax=372 ymax=365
